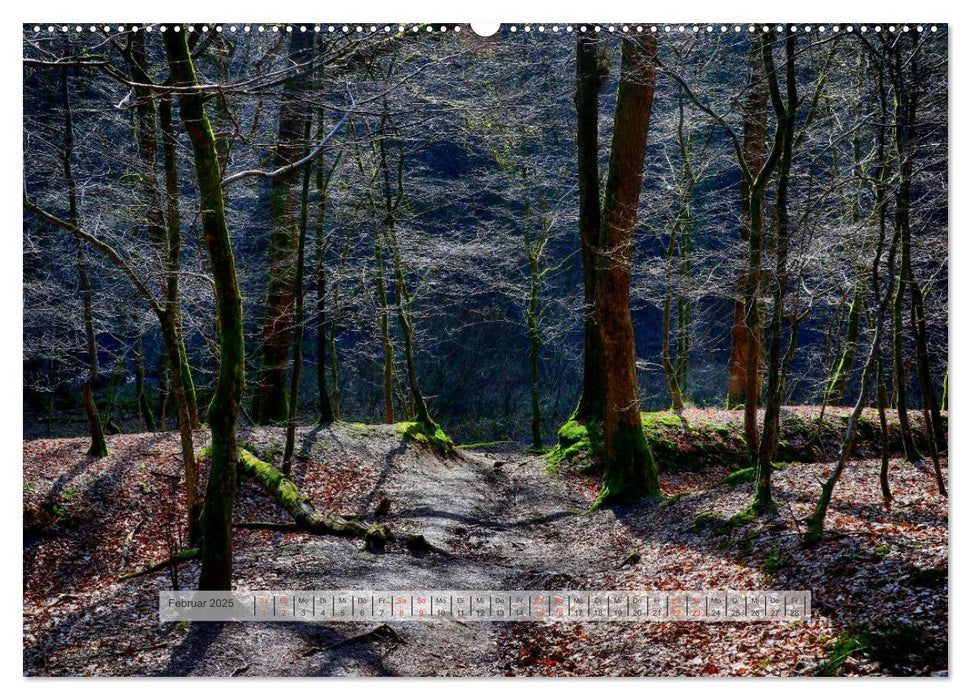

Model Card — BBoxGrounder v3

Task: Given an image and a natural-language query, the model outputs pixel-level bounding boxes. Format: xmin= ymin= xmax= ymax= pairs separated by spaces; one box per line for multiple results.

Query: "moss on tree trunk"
xmin=589 ymin=33 xmax=662 ymax=505
xmin=572 ymin=32 xmax=607 ymax=425
xmin=165 ymin=27 xmax=245 ymax=591
xmin=253 ymin=30 xmax=314 ymax=425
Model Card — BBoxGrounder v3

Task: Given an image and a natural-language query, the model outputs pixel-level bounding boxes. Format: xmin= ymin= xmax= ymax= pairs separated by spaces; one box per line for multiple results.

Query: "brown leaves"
xmin=496 ymin=449 xmax=947 ymax=676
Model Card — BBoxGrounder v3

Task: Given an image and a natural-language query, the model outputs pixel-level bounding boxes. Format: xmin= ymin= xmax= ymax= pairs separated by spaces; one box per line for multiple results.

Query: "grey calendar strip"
xmin=159 ymin=590 xmax=811 ymax=623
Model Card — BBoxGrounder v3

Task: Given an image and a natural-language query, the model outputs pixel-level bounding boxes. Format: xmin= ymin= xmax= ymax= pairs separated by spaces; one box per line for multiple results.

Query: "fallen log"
xmin=119 ymin=547 xmax=199 ymax=581
xmin=233 ymin=521 xmax=301 ymax=531
xmin=117 ymin=446 xmax=448 ymax=579
xmin=236 ymin=448 xmax=389 ymax=550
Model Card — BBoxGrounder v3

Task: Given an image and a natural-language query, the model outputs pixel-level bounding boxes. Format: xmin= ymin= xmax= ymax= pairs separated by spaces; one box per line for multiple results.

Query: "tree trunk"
xmin=388 ymin=236 xmax=433 ymax=429
xmin=161 ymin=86 xmax=202 ymax=542
xmin=529 ymin=323 xmax=543 ymax=449
xmin=314 ymin=112 xmax=336 ymax=426
xmin=594 ymin=34 xmax=661 ymax=506
xmin=876 ymin=348 xmax=893 ymax=504
xmin=374 ymin=237 xmax=396 ymax=424
xmin=674 ymin=94 xmax=693 ymax=403
xmin=327 ymin=230 xmax=349 ymax=420
xmin=889 ymin=40 xmax=922 ymax=463
xmin=253 ymin=30 xmax=314 ymax=424
xmin=824 ymin=279 xmax=864 ymax=406
xmin=572 ymin=32 xmax=607 ymax=424
xmin=160 ymin=315 xmax=201 ymax=544
xmin=282 ymin=120 xmax=314 ymax=476
xmin=164 ymin=27 xmax=245 ymax=591
xmin=238 ymin=448 xmax=369 ymax=537
xmin=874 ymin=59 xmax=894 ymax=508
xmin=134 ymin=329 xmax=157 ymax=431
xmin=60 ymin=66 xmax=108 ymax=458
xmin=524 ymin=178 xmax=545 ymax=450
xmin=911 ymin=284 xmax=945 ymax=449
xmin=126 ymin=35 xmax=202 ymax=537
xmin=377 ymin=113 xmax=437 ymax=432
xmin=663 ymin=91 xmax=695 ymax=411
xmin=753 ymin=33 xmax=797 ymax=514
xmin=739 ymin=32 xmax=791 ymax=456
xmin=157 ymin=339 xmax=170 ymax=430
xmin=728 ymin=38 xmax=768 ymax=411
xmin=160 ymin=96 xmax=200 ymax=430
xmin=661 ymin=224 xmax=684 ymax=411
xmin=806 ymin=186 xmax=902 ymax=544
xmin=76 ymin=244 xmax=108 ymax=457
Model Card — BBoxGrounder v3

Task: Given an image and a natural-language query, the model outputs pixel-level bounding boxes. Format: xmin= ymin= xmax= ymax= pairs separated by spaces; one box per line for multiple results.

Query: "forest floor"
xmin=23 ymin=408 xmax=948 ymax=676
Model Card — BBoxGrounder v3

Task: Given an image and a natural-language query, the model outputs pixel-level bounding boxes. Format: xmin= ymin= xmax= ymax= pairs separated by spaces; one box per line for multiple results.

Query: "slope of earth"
xmin=23 ymin=413 xmax=947 ymax=676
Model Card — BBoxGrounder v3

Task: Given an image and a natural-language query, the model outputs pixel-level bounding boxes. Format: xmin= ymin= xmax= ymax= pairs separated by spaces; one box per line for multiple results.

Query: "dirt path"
xmin=24 ymin=425 xmax=626 ymax=676
xmin=206 ymin=429 xmax=628 ymax=677
xmin=23 ymin=422 xmax=948 ymax=676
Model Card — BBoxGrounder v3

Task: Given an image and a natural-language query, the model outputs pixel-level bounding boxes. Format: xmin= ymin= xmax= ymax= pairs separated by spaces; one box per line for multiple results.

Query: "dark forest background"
xmin=23 ymin=24 xmax=947 ymax=445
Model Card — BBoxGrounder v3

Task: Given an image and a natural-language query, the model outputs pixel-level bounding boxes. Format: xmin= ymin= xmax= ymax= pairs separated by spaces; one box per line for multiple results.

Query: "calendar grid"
xmin=160 ymin=590 xmax=811 ymax=623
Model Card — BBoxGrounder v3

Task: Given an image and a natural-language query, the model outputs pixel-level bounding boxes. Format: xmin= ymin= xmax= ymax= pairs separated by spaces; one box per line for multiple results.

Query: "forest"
xmin=22 ymin=23 xmax=947 ymax=677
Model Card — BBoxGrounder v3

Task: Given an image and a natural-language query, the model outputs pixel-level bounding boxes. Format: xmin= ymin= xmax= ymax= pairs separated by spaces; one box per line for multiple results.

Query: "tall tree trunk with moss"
xmin=377 ymin=112 xmax=438 ymax=432
xmin=894 ymin=40 xmax=946 ymax=454
xmin=126 ymin=36 xmax=201 ymax=539
xmin=314 ymin=112 xmax=337 ymax=426
xmin=60 ymin=66 xmax=108 ymax=458
xmin=674 ymin=112 xmax=693 ymax=403
xmin=889 ymin=40 xmax=922 ymax=463
xmin=134 ymin=328 xmax=157 ymax=431
xmin=738 ymin=32 xmax=793 ymax=457
xmin=806 ymin=164 xmax=903 ymax=544
xmin=753 ymin=33 xmax=797 ymax=513
xmin=593 ymin=34 xmax=661 ymax=506
xmin=164 ymin=27 xmax=245 ymax=590
xmin=823 ymin=53 xmax=869 ymax=408
xmin=159 ymin=98 xmax=199 ymax=430
xmin=282 ymin=120 xmax=314 ymax=476
xmin=253 ymin=30 xmax=314 ymax=424
xmin=387 ymin=238 xmax=434 ymax=430
xmin=824 ymin=280 xmax=864 ymax=406
xmin=661 ymin=91 xmax=695 ymax=411
xmin=728 ymin=38 xmax=768 ymax=412
xmin=572 ymin=32 xmax=607 ymax=425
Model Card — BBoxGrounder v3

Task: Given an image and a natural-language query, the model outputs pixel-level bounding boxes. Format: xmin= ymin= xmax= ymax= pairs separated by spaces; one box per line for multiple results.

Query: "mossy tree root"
xmin=593 ymin=421 xmax=662 ymax=508
xmin=547 ymin=419 xmax=604 ymax=474
xmin=395 ymin=420 xmax=455 ymax=454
